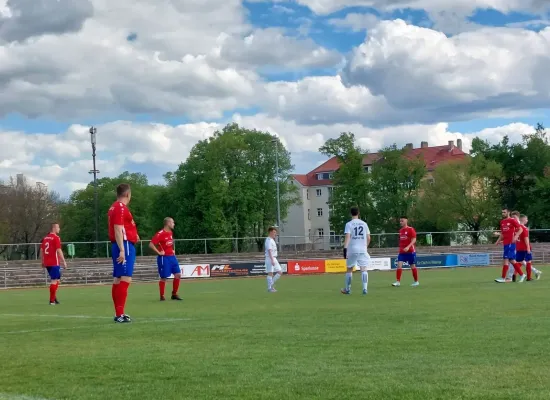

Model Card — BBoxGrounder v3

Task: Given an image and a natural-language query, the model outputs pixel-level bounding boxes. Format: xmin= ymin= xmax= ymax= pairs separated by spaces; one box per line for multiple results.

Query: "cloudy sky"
xmin=0 ymin=0 xmax=549 ymax=196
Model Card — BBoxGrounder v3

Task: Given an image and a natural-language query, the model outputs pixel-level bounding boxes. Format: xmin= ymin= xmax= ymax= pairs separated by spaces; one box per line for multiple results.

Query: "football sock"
xmin=159 ymin=281 xmax=166 ymax=297
xmin=361 ymin=271 xmax=368 ymax=291
xmin=501 ymin=265 xmax=508 ymax=279
xmin=272 ymin=273 xmax=281 ymax=285
xmin=526 ymin=262 xmax=532 ymax=280
xmin=513 ymin=262 xmax=524 ymax=276
xmin=172 ymin=278 xmax=180 ymax=295
xmin=396 ymin=268 xmax=403 ymax=282
xmin=345 ymin=272 xmax=352 ymax=290
xmin=412 ymin=268 xmax=418 ymax=282
xmin=116 ymin=281 xmax=130 ymax=316
xmin=267 ymin=276 xmax=273 ymax=289
xmin=49 ymin=284 xmax=56 ymax=303
xmin=531 ymin=264 xmax=540 ymax=274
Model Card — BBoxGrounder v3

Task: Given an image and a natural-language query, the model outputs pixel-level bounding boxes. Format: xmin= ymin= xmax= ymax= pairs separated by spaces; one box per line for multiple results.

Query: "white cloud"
xmin=328 ymin=13 xmax=380 ymax=32
xmin=1 ymin=117 xmax=538 ymax=196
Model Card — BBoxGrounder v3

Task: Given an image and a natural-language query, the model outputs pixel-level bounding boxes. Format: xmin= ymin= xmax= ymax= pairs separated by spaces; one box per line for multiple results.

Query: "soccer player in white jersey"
xmin=341 ymin=207 xmax=371 ymax=295
xmin=265 ymin=227 xmax=282 ymax=292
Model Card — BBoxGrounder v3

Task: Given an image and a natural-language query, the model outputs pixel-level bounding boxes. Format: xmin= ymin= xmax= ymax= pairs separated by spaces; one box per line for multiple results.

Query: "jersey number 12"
xmin=353 ymin=226 xmax=364 ymax=237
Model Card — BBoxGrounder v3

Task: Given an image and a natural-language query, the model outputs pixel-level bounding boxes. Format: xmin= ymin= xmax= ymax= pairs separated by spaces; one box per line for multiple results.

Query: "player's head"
xmin=268 ymin=226 xmax=278 ymax=238
xmin=50 ymin=222 xmax=60 ymax=234
xmin=520 ymin=214 xmax=528 ymax=225
xmin=164 ymin=217 xmax=175 ymax=230
xmin=116 ymin=183 xmax=131 ymax=203
xmin=501 ymin=207 xmax=509 ymax=218
xmin=511 ymin=211 xmax=520 ymax=221
xmin=399 ymin=216 xmax=408 ymax=227
xmin=350 ymin=206 xmax=359 ymax=218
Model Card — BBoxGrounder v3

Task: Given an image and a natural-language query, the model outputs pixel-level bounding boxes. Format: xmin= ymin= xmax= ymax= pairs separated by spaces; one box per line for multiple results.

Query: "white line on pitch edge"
xmin=0 ymin=313 xmax=191 ymax=322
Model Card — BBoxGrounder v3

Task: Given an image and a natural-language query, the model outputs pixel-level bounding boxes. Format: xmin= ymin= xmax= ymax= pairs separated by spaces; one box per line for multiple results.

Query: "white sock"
xmin=345 ymin=272 xmax=352 ymax=290
xmin=507 ymin=265 xmax=514 ymax=279
xmin=272 ymin=273 xmax=281 ymax=285
xmin=532 ymin=266 xmax=540 ymax=274
xmin=267 ymin=276 xmax=273 ymax=289
xmin=361 ymin=271 xmax=368 ymax=291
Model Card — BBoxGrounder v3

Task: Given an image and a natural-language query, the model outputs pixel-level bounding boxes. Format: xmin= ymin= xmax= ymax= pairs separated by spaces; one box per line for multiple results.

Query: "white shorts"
xmin=266 ymin=259 xmax=282 ymax=273
xmin=346 ymin=253 xmax=370 ymax=269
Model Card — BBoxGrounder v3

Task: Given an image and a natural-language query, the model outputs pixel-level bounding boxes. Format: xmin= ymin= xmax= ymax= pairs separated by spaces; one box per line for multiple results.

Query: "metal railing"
xmin=1 ymin=229 xmax=550 ymax=260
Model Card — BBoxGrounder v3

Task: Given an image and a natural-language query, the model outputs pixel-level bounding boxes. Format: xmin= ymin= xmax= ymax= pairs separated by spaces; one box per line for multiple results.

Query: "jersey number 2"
xmin=44 ymin=242 xmax=50 ymax=254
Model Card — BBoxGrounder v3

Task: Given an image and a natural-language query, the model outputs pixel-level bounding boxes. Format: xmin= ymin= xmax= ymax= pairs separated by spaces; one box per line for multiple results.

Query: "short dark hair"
xmin=502 ymin=207 xmax=509 ymax=211
xmin=163 ymin=217 xmax=173 ymax=226
xmin=511 ymin=211 xmax=520 ymax=217
xmin=268 ymin=226 xmax=278 ymax=233
xmin=350 ymin=207 xmax=359 ymax=216
xmin=116 ymin=183 xmax=131 ymax=198
xmin=400 ymin=216 xmax=408 ymax=220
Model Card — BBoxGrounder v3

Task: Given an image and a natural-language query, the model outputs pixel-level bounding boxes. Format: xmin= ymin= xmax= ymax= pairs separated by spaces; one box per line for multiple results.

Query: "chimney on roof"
xmin=457 ymin=138 xmax=462 ymax=150
xmin=405 ymin=143 xmax=413 ymax=150
xmin=448 ymin=140 xmax=454 ymax=151
xmin=421 ymin=141 xmax=428 ymax=148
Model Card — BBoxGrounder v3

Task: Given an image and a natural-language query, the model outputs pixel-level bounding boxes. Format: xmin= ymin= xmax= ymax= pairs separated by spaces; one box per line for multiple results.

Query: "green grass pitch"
xmin=0 ymin=268 xmax=549 ymax=400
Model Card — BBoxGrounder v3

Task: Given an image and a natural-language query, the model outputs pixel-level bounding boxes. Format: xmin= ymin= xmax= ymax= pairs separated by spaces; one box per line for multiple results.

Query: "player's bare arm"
xmin=57 ymin=248 xmax=67 ymax=269
xmin=525 ymin=235 xmax=531 ymax=253
xmin=114 ymin=225 xmax=125 ymax=264
xmin=366 ymin=234 xmax=371 ymax=247
xmin=148 ymin=241 xmax=164 ymax=256
xmin=404 ymin=237 xmax=416 ymax=252
xmin=495 ymin=233 xmax=503 ymax=245
xmin=513 ymin=227 xmax=523 ymax=242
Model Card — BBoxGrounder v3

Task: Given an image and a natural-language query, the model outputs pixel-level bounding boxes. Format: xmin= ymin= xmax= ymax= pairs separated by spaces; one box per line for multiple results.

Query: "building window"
xmin=308 ymin=209 xmax=310 ymax=220
xmin=308 ymin=229 xmax=311 ymax=238
xmin=316 ymin=172 xmax=333 ymax=180
xmin=330 ymin=231 xmax=336 ymax=243
xmin=316 ymin=188 xmax=322 ymax=197
xmin=317 ymin=228 xmax=324 ymax=237
xmin=317 ymin=208 xmax=323 ymax=217
xmin=363 ymin=165 xmax=372 ymax=173
xmin=306 ymin=190 xmax=309 ymax=200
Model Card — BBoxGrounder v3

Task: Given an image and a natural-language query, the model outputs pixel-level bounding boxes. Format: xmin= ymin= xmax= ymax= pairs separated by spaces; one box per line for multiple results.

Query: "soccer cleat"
xmin=49 ymin=302 xmax=56 ymax=305
xmin=340 ymin=288 xmax=351 ymax=295
xmin=268 ymin=288 xmax=277 ymax=293
xmin=54 ymin=298 xmax=60 ymax=304
xmin=519 ymin=274 xmax=527 ymax=283
xmin=512 ymin=275 xmax=516 ymax=282
xmin=494 ymin=278 xmax=506 ymax=283
xmin=392 ymin=281 xmax=401 ymax=287
xmin=411 ymin=281 xmax=419 ymax=287
xmin=171 ymin=294 xmax=182 ymax=301
xmin=362 ymin=289 xmax=367 ymax=295
xmin=122 ymin=314 xmax=132 ymax=322
xmin=160 ymin=296 xmax=166 ymax=301
xmin=535 ymin=271 xmax=542 ymax=280
xmin=114 ymin=316 xmax=126 ymax=323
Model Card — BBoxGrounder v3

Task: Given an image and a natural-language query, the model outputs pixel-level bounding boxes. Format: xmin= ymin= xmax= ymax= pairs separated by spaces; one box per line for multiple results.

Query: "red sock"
xmin=501 ymin=265 xmax=508 ymax=279
xmin=159 ymin=281 xmax=166 ymax=297
xmin=116 ymin=281 xmax=130 ymax=316
xmin=172 ymin=278 xmax=180 ymax=295
xmin=526 ymin=262 xmax=532 ymax=280
xmin=412 ymin=268 xmax=418 ymax=282
xmin=49 ymin=284 xmax=56 ymax=302
xmin=513 ymin=262 xmax=524 ymax=276
xmin=396 ymin=268 xmax=403 ymax=282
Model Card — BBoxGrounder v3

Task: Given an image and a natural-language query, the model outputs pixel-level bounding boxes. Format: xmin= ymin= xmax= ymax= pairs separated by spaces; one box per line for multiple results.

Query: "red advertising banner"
xmin=287 ymin=260 xmax=325 ymax=274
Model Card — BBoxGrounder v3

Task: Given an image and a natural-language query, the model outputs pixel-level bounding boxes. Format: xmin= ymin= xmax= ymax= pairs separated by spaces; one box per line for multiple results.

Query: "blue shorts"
xmin=515 ymin=251 xmax=532 ymax=262
xmin=157 ymin=255 xmax=181 ymax=279
xmin=397 ymin=253 xmax=417 ymax=266
xmin=502 ymin=244 xmax=516 ymax=260
xmin=46 ymin=266 xmax=61 ymax=280
xmin=111 ymin=241 xmax=136 ymax=278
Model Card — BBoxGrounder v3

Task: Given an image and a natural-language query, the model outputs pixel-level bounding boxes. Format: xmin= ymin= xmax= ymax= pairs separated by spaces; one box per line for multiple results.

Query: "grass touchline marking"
xmin=0 ymin=313 xmax=191 ymax=322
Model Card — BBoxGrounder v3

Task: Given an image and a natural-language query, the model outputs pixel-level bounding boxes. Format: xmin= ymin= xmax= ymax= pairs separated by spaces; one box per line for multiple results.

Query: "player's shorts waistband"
xmin=111 ymin=241 xmax=136 ymax=246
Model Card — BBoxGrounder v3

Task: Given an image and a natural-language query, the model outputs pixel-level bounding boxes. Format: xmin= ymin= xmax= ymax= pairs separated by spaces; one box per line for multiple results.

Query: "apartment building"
xmin=280 ymin=140 xmax=467 ymax=249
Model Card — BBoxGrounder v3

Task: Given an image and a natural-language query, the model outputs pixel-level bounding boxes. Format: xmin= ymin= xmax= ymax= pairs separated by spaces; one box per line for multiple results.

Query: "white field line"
xmin=0 ymin=394 xmax=51 ymax=400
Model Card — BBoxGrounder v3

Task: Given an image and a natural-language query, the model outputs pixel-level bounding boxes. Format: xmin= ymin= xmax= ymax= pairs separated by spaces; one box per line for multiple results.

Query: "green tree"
xmin=319 ymin=133 xmax=372 ymax=238
xmin=166 ymin=123 xmax=298 ymax=254
xmin=59 ymin=172 xmax=159 ymax=257
xmin=369 ymin=145 xmax=426 ymax=243
xmin=417 ymin=156 xmax=502 ymax=244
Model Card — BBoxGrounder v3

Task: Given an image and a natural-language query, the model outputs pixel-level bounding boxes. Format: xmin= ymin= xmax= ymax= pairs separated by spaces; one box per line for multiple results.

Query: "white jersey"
xmin=344 ymin=218 xmax=370 ymax=254
xmin=265 ymin=237 xmax=278 ymax=259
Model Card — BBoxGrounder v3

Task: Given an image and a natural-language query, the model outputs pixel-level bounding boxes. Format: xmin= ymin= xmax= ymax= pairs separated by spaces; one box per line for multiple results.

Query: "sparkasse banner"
xmin=287 ymin=260 xmax=325 ymax=274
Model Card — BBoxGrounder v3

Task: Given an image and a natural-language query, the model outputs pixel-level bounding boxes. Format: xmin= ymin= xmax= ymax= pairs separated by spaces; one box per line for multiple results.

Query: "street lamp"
xmin=272 ymin=137 xmax=281 ymax=240
xmin=89 ymin=127 xmax=100 ymax=257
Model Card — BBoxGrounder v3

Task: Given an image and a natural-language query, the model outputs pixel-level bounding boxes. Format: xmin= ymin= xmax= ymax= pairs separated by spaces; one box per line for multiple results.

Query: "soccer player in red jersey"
xmin=494 ymin=208 xmax=524 ymax=283
xmin=40 ymin=222 xmax=67 ymax=305
xmin=149 ymin=217 xmax=182 ymax=301
xmin=108 ymin=183 xmax=139 ymax=323
xmin=511 ymin=214 xmax=542 ymax=282
xmin=392 ymin=216 xmax=419 ymax=287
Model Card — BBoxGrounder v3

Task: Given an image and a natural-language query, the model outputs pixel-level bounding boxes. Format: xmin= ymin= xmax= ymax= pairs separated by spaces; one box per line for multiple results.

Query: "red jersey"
xmin=108 ymin=201 xmax=138 ymax=244
xmin=516 ymin=225 xmax=530 ymax=252
xmin=41 ymin=233 xmax=61 ymax=267
xmin=151 ymin=229 xmax=175 ymax=256
xmin=399 ymin=226 xmax=416 ymax=253
xmin=500 ymin=217 xmax=521 ymax=245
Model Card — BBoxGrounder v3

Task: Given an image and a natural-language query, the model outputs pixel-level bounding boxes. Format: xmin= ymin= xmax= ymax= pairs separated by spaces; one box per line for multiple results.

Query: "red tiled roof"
xmin=293 ymin=144 xmax=467 ymax=187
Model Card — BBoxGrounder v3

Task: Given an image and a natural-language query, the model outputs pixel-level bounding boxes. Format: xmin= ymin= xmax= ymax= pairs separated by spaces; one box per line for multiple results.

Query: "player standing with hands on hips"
xmin=40 ymin=222 xmax=67 ymax=305
xmin=265 ymin=227 xmax=282 ymax=292
xmin=341 ymin=207 xmax=371 ymax=295
xmin=108 ymin=183 xmax=139 ymax=323
xmin=392 ymin=216 xmax=419 ymax=287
